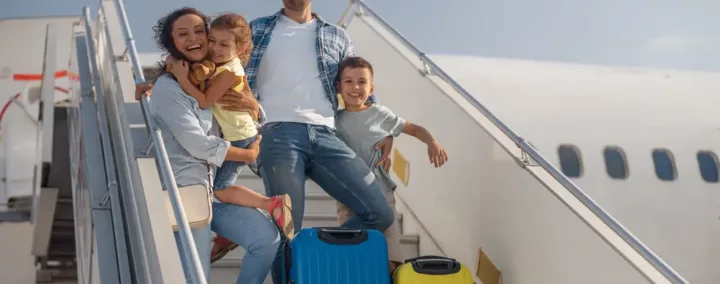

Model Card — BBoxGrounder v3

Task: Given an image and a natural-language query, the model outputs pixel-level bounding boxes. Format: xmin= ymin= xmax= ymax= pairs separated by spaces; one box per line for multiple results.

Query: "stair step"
xmin=51 ymin=220 xmax=74 ymax=229
xmin=45 ymin=194 xmax=77 ymax=268
xmin=304 ymin=193 xmax=337 ymax=215
xmin=210 ymin=261 xmax=274 ymax=284
xmin=49 ymin=230 xmax=74 ymax=238
xmin=53 ymin=202 xmax=74 ymax=221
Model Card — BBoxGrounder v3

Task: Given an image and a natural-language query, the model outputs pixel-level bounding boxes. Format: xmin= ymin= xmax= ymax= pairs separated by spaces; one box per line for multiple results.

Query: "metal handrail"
xmin=346 ymin=0 xmax=687 ymax=283
xmin=96 ymin=5 xmax=173 ymax=281
xmin=112 ymin=0 xmax=207 ymax=283
xmin=80 ymin=7 xmax=134 ymax=282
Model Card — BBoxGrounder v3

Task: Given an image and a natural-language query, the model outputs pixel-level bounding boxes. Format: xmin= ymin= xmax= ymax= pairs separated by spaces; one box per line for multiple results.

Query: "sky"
xmin=2 ymin=0 xmax=719 ymax=72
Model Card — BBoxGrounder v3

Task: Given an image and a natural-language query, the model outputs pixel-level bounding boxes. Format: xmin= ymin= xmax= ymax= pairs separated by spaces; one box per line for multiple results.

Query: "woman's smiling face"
xmin=171 ymin=14 xmax=208 ymax=62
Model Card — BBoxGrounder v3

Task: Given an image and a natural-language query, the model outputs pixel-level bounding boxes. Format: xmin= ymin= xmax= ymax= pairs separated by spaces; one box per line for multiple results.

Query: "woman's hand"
xmin=375 ymin=136 xmax=394 ymax=173
xmin=169 ymin=60 xmax=190 ymax=79
xmin=135 ymin=81 xmax=154 ymax=101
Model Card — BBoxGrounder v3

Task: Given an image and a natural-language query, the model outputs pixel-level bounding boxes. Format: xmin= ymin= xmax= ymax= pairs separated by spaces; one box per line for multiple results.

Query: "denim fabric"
xmin=211 ymin=202 xmax=281 ymax=284
xmin=256 ymin=122 xmax=394 ymax=283
xmin=213 ymin=135 xmax=259 ymax=190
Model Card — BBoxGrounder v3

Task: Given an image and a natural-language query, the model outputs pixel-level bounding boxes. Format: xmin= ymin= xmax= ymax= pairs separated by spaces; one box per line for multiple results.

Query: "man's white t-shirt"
xmin=255 ymin=15 xmax=335 ymax=128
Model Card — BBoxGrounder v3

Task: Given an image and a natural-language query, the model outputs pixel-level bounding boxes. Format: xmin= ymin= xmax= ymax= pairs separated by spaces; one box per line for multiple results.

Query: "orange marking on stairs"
xmin=12 ymin=70 xmax=80 ymax=81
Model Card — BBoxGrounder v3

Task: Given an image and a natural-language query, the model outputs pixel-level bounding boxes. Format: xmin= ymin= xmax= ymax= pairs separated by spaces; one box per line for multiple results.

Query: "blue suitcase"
xmin=288 ymin=227 xmax=390 ymax=284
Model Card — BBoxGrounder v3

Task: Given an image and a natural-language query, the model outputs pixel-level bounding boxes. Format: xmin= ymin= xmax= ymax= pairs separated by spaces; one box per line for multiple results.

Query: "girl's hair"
xmin=210 ymin=13 xmax=254 ymax=67
xmin=152 ymin=7 xmax=210 ymax=72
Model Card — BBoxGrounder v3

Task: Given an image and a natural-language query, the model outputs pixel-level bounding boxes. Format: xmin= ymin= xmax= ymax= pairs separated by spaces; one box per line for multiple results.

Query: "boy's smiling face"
xmin=338 ymin=67 xmax=374 ymax=111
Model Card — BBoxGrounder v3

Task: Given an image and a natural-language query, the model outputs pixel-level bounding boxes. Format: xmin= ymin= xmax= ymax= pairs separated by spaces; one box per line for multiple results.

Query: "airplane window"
xmin=652 ymin=149 xmax=676 ymax=181
xmin=697 ymin=151 xmax=719 ymax=183
xmin=557 ymin=145 xmax=582 ymax=178
xmin=604 ymin=147 xmax=628 ymax=179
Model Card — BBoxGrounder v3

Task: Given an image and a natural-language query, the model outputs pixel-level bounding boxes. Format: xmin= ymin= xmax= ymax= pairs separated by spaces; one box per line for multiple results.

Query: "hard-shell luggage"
xmin=393 ymin=255 xmax=474 ymax=284
xmin=288 ymin=227 xmax=390 ymax=284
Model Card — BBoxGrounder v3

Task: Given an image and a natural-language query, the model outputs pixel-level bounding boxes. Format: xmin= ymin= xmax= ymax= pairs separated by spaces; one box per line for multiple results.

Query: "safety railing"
xmin=68 ymin=18 xmax=84 ymax=283
xmin=111 ymin=0 xmax=208 ymax=283
xmin=343 ymin=0 xmax=687 ymax=283
xmin=80 ymin=7 xmax=135 ymax=282
xmin=97 ymin=6 xmax=164 ymax=281
xmin=66 ymin=23 xmax=84 ymax=282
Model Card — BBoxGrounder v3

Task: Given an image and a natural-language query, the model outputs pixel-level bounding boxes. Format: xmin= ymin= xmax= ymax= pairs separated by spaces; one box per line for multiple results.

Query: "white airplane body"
xmin=431 ymin=54 xmax=720 ymax=282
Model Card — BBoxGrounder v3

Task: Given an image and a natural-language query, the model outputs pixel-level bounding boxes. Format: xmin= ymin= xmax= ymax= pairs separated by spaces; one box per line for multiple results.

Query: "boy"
xmin=334 ymin=57 xmax=449 ymax=272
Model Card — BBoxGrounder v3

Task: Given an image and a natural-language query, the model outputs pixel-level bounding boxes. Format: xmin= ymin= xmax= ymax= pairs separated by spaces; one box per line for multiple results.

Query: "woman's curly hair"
xmin=152 ymin=7 xmax=210 ymax=72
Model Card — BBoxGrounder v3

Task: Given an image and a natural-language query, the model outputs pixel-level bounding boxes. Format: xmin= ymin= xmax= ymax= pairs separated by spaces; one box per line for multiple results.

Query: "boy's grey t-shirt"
xmin=335 ymin=104 xmax=406 ymax=191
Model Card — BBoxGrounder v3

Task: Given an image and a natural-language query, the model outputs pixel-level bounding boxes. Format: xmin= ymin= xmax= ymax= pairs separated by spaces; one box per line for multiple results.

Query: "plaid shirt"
xmin=246 ymin=10 xmax=375 ymax=112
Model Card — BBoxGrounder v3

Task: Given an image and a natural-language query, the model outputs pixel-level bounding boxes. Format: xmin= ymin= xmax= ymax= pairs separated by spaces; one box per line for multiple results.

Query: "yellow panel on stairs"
xmin=392 ymin=149 xmax=410 ymax=186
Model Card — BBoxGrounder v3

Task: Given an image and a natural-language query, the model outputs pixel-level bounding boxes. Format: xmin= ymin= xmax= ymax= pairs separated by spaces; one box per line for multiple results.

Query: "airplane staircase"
xmin=0 ymin=0 xmax=693 ymax=283
xmin=39 ymin=111 xmax=79 ymax=282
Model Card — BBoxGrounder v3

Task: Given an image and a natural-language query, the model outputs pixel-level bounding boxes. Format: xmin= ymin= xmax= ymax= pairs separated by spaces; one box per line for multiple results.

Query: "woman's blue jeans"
xmin=175 ymin=202 xmax=281 ymax=284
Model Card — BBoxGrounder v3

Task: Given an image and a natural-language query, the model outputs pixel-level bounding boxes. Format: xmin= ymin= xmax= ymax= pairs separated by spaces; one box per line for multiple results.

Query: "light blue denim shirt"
xmin=150 ymin=74 xmax=230 ymax=188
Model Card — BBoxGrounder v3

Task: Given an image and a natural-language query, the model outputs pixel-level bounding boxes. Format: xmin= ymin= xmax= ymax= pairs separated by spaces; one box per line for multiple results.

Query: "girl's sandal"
xmin=269 ymin=194 xmax=295 ymax=240
xmin=210 ymin=235 xmax=238 ymax=263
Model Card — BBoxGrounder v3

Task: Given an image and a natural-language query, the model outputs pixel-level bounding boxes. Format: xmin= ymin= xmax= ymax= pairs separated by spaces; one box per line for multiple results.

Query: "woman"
xmin=147 ymin=7 xmax=280 ymax=284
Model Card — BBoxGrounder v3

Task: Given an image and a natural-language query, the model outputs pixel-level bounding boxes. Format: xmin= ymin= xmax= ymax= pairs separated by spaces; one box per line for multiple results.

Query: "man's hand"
xmin=217 ymin=77 xmax=260 ymax=120
xmin=375 ymin=136 xmax=394 ymax=173
xmin=135 ymin=81 xmax=154 ymax=101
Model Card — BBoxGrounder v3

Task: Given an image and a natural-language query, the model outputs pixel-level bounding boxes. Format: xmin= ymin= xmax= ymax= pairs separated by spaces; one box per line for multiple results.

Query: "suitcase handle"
xmin=404 ymin=255 xmax=456 ymax=263
xmin=317 ymin=228 xmax=369 ymax=245
xmin=406 ymin=256 xmax=462 ymax=275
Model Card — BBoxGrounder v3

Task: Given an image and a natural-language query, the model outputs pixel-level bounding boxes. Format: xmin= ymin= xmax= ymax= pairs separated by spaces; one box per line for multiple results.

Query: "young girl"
xmin=167 ymin=13 xmax=294 ymax=262
xmin=333 ymin=56 xmax=449 ymax=273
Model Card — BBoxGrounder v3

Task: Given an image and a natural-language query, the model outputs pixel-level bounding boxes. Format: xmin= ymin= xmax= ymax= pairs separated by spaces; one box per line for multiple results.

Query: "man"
xmin=245 ymin=0 xmax=394 ymax=238
xmin=244 ymin=1 xmax=396 ymax=282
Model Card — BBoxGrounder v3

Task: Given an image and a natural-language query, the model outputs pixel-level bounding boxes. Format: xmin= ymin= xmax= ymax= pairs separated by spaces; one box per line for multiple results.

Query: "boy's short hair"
xmin=336 ymin=56 xmax=374 ymax=82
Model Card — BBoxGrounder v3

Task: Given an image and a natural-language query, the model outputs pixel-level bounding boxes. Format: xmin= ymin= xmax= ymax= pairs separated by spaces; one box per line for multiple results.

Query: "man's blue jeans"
xmin=256 ymin=122 xmax=395 ymax=283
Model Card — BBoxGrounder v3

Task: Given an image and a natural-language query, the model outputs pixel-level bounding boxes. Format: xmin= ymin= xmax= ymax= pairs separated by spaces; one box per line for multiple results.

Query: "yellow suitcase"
xmin=393 ymin=256 xmax=474 ymax=284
